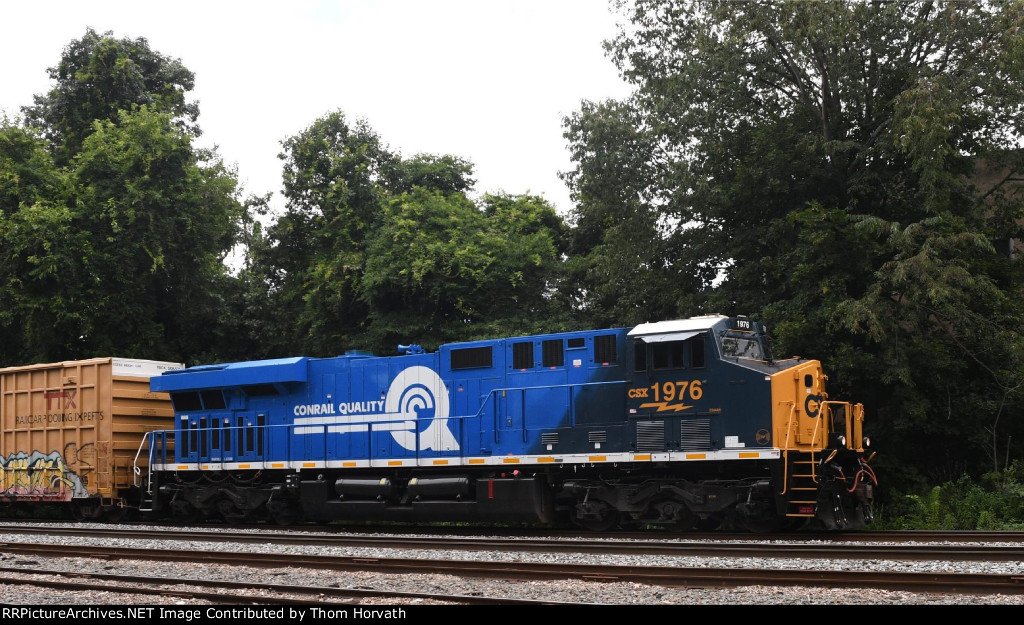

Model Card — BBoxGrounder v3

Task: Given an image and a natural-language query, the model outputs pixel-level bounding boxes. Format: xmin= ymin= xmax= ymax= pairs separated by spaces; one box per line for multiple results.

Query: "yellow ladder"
xmin=783 ymin=451 xmax=819 ymax=519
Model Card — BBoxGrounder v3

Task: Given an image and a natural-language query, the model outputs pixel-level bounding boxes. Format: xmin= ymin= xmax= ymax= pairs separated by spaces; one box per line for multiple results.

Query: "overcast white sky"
xmin=1 ymin=1 xmax=633 ymax=216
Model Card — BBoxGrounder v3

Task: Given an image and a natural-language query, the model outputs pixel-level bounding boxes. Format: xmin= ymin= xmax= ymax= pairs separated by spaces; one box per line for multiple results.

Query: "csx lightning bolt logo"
xmin=639 ymin=401 xmax=692 ymax=413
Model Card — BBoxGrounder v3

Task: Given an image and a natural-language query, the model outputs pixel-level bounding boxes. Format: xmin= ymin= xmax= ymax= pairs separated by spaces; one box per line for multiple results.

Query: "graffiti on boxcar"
xmin=0 ymin=451 xmax=89 ymax=500
xmin=62 ymin=442 xmax=97 ymax=467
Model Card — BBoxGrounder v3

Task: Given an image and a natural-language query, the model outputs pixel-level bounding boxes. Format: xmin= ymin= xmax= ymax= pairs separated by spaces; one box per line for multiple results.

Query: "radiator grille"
xmin=636 ymin=421 xmax=665 ymax=452
xmin=680 ymin=418 xmax=711 ymax=450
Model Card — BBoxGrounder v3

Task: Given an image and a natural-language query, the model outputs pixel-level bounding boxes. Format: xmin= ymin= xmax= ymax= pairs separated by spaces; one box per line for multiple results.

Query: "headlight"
xmin=834 ymin=434 xmax=846 ymax=447
xmin=863 ymin=436 xmax=871 ymax=448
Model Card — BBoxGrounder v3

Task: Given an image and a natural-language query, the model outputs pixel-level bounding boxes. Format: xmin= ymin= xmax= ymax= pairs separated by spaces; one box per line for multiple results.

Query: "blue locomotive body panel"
xmin=149 ymin=318 xmax=785 ymax=468
xmin=152 ymin=327 xmax=643 ymax=467
xmin=143 ymin=315 xmax=876 ymax=531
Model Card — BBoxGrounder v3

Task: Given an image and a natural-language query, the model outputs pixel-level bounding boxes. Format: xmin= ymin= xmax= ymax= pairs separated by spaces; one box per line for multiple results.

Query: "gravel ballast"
xmin=1 ymin=523 xmax=1021 ymax=605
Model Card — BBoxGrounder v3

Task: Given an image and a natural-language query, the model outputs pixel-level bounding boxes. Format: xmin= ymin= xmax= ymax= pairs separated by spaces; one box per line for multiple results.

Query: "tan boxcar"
xmin=0 ymin=357 xmax=183 ymax=519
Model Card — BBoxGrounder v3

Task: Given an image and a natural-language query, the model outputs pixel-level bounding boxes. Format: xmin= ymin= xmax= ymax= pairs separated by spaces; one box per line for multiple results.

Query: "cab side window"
xmin=638 ymin=336 xmax=705 ymax=371
xmin=652 ymin=341 xmax=686 ymax=370
xmin=691 ymin=337 xmax=706 ymax=368
xmin=634 ymin=340 xmax=647 ymax=372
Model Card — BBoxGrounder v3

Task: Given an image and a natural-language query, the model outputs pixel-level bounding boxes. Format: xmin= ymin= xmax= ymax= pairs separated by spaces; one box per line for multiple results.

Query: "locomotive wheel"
xmin=170 ymin=498 xmax=200 ymax=524
xmin=266 ymin=500 xmax=301 ymax=526
xmin=216 ymin=498 xmax=244 ymax=522
xmin=572 ymin=501 xmax=619 ymax=532
xmin=646 ymin=497 xmax=697 ymax=531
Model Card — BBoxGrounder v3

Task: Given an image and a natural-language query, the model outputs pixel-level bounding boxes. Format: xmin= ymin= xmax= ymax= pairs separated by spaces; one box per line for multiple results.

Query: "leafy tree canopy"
xmin=565 ymin=0 xmax=1024 ymax=483
xmin=360 ymin=189 xmax=569 ymax=353
xmin=0 ymin=30 xmax=245 ymax=365
xmin=23 ymin=27 xmax=199 ymax=166
xmin=389 ymin=153 xmax=476 ymax=196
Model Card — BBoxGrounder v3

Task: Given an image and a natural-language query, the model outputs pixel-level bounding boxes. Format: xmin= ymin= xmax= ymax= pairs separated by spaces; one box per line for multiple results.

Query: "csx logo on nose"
xmin=627 ymin=388 xmax=649 ymax=398
xmin=805 ymin=394 xmax=822 ymax=417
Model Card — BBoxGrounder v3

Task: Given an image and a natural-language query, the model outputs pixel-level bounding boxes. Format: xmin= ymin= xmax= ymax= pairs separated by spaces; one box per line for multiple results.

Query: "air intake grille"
xmin=588 ymin=431 xmax=607 ymax=443
xmin=636 ymin=421 xmax=665 ymax=452
xmin=680 ymin=418 xmax=711 ymax=450
xmin=540 ymin=432 xmax=559 ymax=445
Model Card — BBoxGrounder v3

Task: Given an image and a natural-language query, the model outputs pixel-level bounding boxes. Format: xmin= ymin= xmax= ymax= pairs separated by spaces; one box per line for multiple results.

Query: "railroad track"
xmin=1 ymin=541 xmax=1023 ymax=597
xmin=0 ymin=566 xmax=568 ymax=605
xmin=0 ymin=524 xmax=1021 ymax=562
xmin=3 ymin=520 xmax=1021 ymax=544
xmin=265 ymin=524 xmax=1024 ymax=544
xmin=2 ymin=524 xmax=1023 ymax=602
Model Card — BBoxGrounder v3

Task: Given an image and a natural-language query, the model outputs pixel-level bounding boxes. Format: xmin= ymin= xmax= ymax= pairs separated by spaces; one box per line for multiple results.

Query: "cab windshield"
xmin=720 ymin=332 xmax=764 ymax=360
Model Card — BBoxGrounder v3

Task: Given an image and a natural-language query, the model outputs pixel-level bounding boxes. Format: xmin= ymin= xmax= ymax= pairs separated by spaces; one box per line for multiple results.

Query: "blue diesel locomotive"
xmin=139 ymin=315 xmax=877 ymax=531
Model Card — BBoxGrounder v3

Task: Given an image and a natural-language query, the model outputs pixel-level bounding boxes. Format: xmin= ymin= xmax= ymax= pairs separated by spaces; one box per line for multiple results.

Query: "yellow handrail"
xmin=780 ymin=402 xmax=795 ymax=495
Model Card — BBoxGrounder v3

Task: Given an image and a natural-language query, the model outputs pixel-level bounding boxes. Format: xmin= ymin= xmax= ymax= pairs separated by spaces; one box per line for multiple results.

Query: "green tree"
xmin=0 ymin=120 xmax=82 ymax=362
xmin=561 ymin=99 xmax=704 ymax=327
xmin=1 ymin=31 xmax=247 ymax=365
xmin=0 ymin=118 xmax=66 ymax=216
xmin=360 ymin=189 xmax=569 ymax=353
xmin=477 ymin=192 xmax=572 ymax=336
xmin=23 ymin=27 xmax=199 ymax=166
xmin=69 ymin=106 xmax=245 ymax=361
xmin=565 ymin=1 xmax=1024 ymax=484
xmin=250 ymin=111 xmax=398 ymax=356
xmin=389 ymin=153 xmax=476 ymax=196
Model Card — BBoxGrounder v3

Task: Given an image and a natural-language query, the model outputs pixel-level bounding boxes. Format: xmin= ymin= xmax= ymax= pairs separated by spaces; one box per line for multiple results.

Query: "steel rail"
xmin=0 ymin=543 xmax=1021 ymax=596
xmin=0 ymin=525 xmax=1021 ymax=561
xmin=0 ymin=566 xmax=569 ymax=605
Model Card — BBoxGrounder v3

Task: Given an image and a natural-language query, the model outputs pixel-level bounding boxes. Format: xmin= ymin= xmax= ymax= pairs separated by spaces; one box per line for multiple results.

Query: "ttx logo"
xmin=44 ymin=390 xmax=76 ymax=411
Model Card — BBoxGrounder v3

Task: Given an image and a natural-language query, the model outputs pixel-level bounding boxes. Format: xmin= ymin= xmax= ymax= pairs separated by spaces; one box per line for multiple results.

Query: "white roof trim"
xmin=635 ymin=330 xmax=702 ymax=343
xmin=627 ymin=315 xmax=727 ymax=337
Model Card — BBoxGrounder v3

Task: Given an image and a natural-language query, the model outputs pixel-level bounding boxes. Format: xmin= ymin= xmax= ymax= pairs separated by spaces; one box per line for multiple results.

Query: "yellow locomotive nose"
xmin=771 ymin=360 xmax=828 ymax=450
xmin=770 ymin=360 xmax=866 ymax=453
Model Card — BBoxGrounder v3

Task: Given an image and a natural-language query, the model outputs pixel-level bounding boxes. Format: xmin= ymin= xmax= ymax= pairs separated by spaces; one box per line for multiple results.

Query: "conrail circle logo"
xmin=755 ymin=429 xmax=771 ymax=445
xmin=384 ymin=366 xmax=458 ymax=452
xmin=292 ymin=365 xmax=459 ymax=452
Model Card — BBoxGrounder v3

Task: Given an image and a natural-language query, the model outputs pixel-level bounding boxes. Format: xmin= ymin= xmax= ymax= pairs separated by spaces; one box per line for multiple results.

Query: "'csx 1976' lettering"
xmin=628 ymin=380 xmax=703 ymax=401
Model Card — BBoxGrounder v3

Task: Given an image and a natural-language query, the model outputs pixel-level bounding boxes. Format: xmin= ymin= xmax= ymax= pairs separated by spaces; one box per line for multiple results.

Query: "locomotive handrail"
xmin=133 ymin=429 xmax=169 ymax=494
xmin=810 ymin=401 xmax=824 ymax=448
xmin=132 ymin=431 xmax=150 ymax=489
xmin=473 ymin=379 xmax=627 ymax=420
xmin=472 ymin=380 xmax=628 ymax=444
xmin=138 ymin=379 xmax=629 ymax=472
xmin=779 ymin=401 xmax=797 ymax=495
xmin=133 ymin=430 xmax=167 ymax=493
xmin=777 ymin=400 xmax=855 ymax=497
xmin=820 ymin=400 xmax=854 ymax=450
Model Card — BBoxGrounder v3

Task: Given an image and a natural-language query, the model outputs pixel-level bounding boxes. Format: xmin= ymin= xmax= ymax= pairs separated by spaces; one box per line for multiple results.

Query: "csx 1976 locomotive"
xmin=138 ymin=315 xmax=877 ymax=531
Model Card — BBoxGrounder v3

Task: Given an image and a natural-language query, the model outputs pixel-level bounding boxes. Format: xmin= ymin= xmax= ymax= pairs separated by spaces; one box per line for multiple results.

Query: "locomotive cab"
xmin=620 ymin=315 xmax=876 ymax=531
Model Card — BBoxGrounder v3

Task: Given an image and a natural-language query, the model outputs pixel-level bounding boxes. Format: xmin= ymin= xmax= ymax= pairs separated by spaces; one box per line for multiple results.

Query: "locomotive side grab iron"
xmin=140 ymin=315 xmax=877 ymax=531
